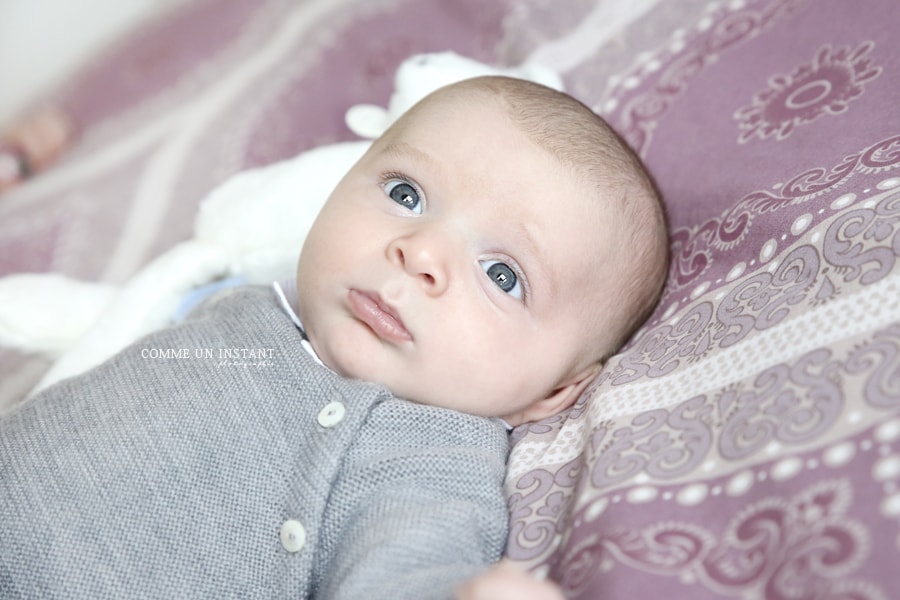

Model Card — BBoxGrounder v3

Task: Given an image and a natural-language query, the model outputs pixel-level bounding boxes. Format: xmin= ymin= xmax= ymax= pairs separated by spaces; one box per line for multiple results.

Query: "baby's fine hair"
xmin=451 ymin=76 xmax=670 ymax=359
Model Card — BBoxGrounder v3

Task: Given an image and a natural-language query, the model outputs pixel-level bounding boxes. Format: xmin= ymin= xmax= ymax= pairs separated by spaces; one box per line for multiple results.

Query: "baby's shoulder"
xmin=364 ymin=397 xmax=510 ymax=456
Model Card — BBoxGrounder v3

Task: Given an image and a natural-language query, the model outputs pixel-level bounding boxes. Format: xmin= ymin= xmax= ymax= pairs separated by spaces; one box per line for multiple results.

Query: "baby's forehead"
xmin=385 ymin=95 xmax=616 ymax=221
xmin=388 ymin=88 xmax=509 ymax=136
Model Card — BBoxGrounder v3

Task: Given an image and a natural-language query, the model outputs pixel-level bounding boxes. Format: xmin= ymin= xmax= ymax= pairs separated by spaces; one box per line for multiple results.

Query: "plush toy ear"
xmin=345 ymin=104 xmax=391 ymax=139
xmin=507 ymin=61 xmax=565 ymax=92
xmin=503 ymin=364 xmax=601 ymax=427
xmin=345 ymin=51 xmax=565 ymax=142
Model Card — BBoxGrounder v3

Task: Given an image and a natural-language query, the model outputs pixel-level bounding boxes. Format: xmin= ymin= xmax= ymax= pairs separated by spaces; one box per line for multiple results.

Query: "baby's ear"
xmin=507 ymin=363 xmax=602 ymax=426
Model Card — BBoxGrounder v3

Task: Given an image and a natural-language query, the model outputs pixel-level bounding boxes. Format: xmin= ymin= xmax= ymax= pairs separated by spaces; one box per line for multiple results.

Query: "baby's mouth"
xmin=347 ymin=289 xmax=413 ymax=343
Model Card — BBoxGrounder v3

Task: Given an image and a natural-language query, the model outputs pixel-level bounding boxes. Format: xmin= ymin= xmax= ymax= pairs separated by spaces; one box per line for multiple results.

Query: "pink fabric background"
xmin=2 ymin=1 xmax=898 ymax=597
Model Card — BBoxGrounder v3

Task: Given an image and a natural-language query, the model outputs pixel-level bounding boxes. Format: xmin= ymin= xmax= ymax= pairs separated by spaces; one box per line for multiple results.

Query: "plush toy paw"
xmin=0 ymin=273 xmax=117 ymax=355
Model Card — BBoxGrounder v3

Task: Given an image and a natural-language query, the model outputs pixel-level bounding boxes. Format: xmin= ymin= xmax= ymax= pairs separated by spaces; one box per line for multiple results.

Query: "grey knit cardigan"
xmin=0 ymin=286 xmax=510 ymax=599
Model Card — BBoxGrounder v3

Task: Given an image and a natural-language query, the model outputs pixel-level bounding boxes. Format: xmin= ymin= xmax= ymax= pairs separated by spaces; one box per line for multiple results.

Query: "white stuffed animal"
xmin=0 ymin=52 xmax=562 ymax=395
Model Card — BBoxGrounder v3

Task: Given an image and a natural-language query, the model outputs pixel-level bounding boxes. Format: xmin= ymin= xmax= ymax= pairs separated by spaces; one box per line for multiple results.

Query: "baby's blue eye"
xmin=384 ymin=179 xmax=422 ymax=214
xmin=481 ymin=260 xmax=524 ymax=300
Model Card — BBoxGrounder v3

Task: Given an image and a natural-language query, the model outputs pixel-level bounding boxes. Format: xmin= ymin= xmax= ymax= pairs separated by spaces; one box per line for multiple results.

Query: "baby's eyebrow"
xmin=380 ymin=140 xmax=440 ymax=172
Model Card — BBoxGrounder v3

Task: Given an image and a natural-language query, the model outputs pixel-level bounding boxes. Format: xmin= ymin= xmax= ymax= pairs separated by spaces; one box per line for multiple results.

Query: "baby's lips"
xmin=347 ymin=289 xmax=413 ymax=343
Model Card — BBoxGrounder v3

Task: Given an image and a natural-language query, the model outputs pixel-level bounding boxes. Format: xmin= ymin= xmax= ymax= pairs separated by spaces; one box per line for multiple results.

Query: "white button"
xmin=280 ymin=519 xmax=306 ymax=553
xmin=317 ymin=401 xmax=346 ymax=428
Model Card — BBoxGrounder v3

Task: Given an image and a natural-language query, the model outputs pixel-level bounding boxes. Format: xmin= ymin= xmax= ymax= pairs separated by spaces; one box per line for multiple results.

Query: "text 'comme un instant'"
xmin=141 ymin=347 xmax=275 ymax=362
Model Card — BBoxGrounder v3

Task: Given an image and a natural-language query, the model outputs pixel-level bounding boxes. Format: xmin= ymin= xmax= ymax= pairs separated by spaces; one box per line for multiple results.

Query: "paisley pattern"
xmin=595 ymin=0 xmax=810 ymax=157
xmin=667 ymin=135 xmax=900 ymax=290
xmin=609 ymin=177 xmax=900 ymax=387
xmin=508 ymin=325 xmax=900 ymax=547
xmin=2 ymin=0 xmax=899 ymax=597
xmin=734 ymin=41 xmax=882 ymax=143
xmin=559 ymin=479 xmax=889 ymax=599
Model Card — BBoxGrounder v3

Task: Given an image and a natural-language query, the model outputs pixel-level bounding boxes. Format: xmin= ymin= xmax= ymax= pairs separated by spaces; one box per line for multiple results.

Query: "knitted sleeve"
xmin=313 ymin=399 xmax=511 ymax=600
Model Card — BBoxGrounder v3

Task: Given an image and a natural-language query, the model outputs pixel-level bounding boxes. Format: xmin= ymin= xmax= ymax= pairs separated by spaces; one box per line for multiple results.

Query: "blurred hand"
xmin=456 ymin=560 xmax=564 ymax=600
xmin=1 ymin=107 xmax=73 ymax=192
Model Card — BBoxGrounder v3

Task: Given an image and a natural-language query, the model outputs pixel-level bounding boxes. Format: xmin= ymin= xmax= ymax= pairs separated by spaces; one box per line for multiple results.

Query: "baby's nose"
xmin=387 ymin=231 xmax=451 ymax=296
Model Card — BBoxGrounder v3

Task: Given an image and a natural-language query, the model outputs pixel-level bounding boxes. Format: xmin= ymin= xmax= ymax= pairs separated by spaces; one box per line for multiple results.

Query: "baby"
xmin=0 ymin=76 xmax=667 ymax=599
xmin=296 ymin=74 xmax=667 ymax=425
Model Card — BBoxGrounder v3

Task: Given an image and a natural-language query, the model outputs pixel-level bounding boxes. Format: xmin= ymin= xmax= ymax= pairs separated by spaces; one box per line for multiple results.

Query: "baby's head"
xmin=296 ymin=76 xmax=668 ymax=425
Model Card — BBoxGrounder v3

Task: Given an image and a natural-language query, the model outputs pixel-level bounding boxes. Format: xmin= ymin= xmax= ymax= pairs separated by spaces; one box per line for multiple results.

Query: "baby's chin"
xmin=314 ymin=337 xmax=520 ymax=417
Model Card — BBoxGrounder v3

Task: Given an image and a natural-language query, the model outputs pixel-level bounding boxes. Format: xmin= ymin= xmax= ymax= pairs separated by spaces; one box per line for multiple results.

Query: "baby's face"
xmin=296 ymin=96 xmax=616 ymax=425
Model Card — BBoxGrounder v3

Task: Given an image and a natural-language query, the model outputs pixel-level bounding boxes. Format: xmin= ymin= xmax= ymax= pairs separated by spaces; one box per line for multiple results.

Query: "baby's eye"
xmin=383 ymin=178 xmax=423 ymax=214
xmin=480 ymin=260 xmax=524 ymax=301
